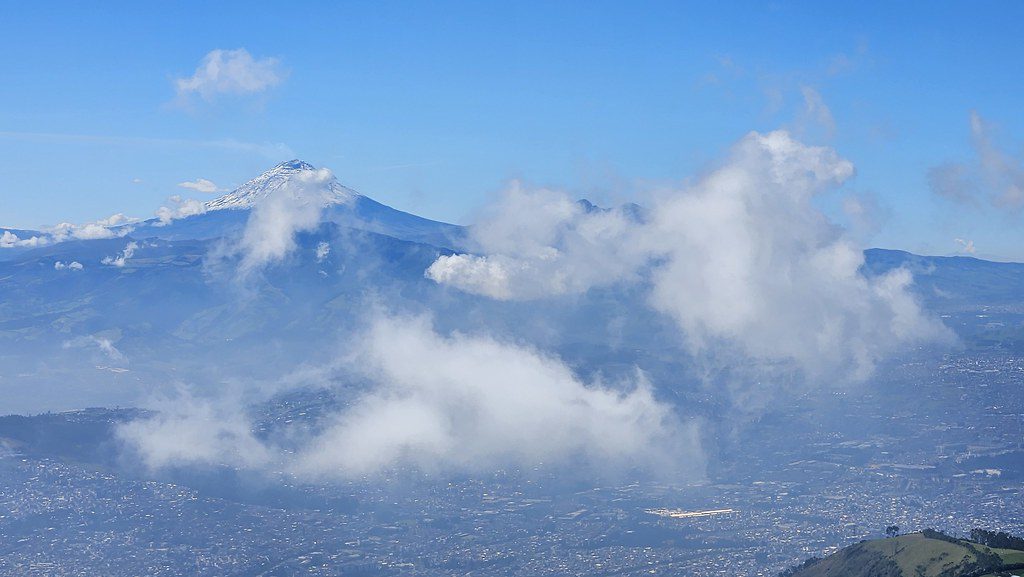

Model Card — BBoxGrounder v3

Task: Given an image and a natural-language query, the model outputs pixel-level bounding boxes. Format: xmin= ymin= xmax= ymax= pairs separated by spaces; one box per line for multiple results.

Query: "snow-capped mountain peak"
xmin=205 ymin=160 xmax=359 ymax=211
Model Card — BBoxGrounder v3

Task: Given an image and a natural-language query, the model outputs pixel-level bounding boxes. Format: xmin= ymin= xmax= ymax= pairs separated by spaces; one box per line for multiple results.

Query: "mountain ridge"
xmin=0 ymin=159 xmax=1018 ymax=265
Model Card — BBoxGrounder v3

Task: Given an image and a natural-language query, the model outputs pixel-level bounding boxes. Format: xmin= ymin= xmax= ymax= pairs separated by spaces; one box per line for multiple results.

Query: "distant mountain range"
xmin=2 ymin=160 xmax=1024 ymax=413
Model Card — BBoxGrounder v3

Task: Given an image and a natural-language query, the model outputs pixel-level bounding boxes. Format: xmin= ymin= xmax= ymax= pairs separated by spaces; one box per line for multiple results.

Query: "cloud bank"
xmin=1 ymin=215 xmax=136 ymax=250
xmin=428 ymin=130 xmax=951 ymax=379
xmin=295 ymin=315 xmax=694 ymax=477
xmin=52 ymin=213 xmax=135 ymax=242
xmin=118 ymin=315 xmax=699 ymax=479
xmin=0 ymin=230 xmax=47 ymax=248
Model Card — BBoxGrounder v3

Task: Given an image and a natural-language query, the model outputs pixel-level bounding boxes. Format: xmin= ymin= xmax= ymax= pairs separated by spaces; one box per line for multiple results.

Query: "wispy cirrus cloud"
xmin=0 ymin=131 xmax=294 ymax=160
xmin=929 ymin=111 xmax=1024 ymax=211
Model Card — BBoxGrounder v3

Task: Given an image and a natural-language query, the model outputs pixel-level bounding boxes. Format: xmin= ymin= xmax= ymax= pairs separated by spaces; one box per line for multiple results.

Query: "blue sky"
xmin=2 ymin=1 xmax=1022 ymax=259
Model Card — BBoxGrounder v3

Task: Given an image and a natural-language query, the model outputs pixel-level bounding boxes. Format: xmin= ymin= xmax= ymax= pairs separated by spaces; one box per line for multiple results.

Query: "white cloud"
xmin=46 ymin=214 xmax=135 ymax=242
xmin=116 ymin=391 xmax=271 ymax=470
xmin=426 ymin=183 xmax=644 ymax=300
xmin=315 ymin=241 xmax=330 ymax=262
xmin=218 ymin=167 xmax=334 ymax=280
xmin=177 ymin=178 xmax=223 ymax=194
xmin=427 ymin=254 xmax=518 ymax=299
xmin=71 ymin=223 xmax=121 ymax=240
xmin=101 ymin=241 xmax=138 ymax=267
xmin=428 ymin=130 xmax=951 ymax=380
xmin=96 ymin=213 xmax=133 ymax=227
xmin=295 ymin=315 xmax=696 ymax=478
xmin=1 ymin=230 xmax=19 ymax=247
xmin=0 ymin=230 xmax=48 ymax=248
xmin=117 ymin=314 xmax=701 ymax=479
xmin=174 ymin=48 xmax=286 ymax=102
xmin=54 ymin=261 xmax=84 ymax=271
xmin=155 ymin=195 xmax=207 ymax=225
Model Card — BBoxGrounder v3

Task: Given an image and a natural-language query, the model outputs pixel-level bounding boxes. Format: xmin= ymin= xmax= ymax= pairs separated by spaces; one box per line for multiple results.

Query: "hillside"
xmin=784 ymin=531 xmax=1024 ymax=577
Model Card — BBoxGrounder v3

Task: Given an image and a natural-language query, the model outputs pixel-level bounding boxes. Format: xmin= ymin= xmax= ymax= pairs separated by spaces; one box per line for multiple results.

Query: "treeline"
xmin=921 ymin=528 xmax=960 ymax=544
xmin=776 ymin=556 xmax=821 ymax=577
xmin=921 ymin=528 xmax=1009 ymax=570
xmin=970 ymin=529 xmax=1024 ymax=552
xmin=775 ymin=528 xmax=1024 ymax=577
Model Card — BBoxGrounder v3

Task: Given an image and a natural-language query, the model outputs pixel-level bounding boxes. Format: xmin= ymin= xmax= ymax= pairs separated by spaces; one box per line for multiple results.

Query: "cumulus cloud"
xmin=427 ymin=184 xmax=644 ymax=299
xmin=0 ymin=230 xmax=19 ymax=247
xmin=428 ymin=130 xmax=951 ymax=380
xmin=0 ymin=230 xmax=47 ymax=248
xmin=177 ymin=178 xmax=223 ymax=194
xmin=71 ymin=223 xmax=123 ymax=240
xmin=295 ymin=315 xmax=695 ymax=477
xmin=174 ymin=48 xmax=286 ymax=102
xmin=216 ymin=167 xmax=334 ymax=281
xmin=101 ymin=241 xmax=138 ymax=267
xmin=929 ymin=111 xmax=1024 ymax=211
xmin=54 ymin=260 xmax=84 ymax=271
xmin=315 ymin=241 xmax=330 ymax=262
xmin=117 ymin=314 xmax=700 ymax=479
xmin=155 ymin=195 xmax=207 ymax=225
xmin=47 ymin=214 xmax=135 ymax=242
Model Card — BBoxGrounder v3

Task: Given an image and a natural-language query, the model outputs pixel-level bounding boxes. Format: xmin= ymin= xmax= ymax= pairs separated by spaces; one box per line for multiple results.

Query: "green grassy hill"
xmin=784 ymin=531 xmax=1024 ymax=577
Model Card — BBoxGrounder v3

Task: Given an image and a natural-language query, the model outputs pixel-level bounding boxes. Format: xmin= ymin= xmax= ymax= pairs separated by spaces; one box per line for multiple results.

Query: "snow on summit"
xmin=205 ymin=160 xmax=359 ymax=211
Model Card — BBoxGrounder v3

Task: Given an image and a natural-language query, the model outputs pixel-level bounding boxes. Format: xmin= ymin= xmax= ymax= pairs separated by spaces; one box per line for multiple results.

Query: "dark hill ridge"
xmin=782 ymin=531 xmax=1024 ymax=577
xmin=864 ymin=248 xmax=1024 ymax=310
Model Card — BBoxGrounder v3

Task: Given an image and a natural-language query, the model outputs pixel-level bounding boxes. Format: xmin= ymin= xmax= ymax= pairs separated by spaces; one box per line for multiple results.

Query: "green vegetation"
xmin=781 ymin=530 xmax=1024 ymax=577
xmin=971 ymin=530 xmax=1024 ymax=553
